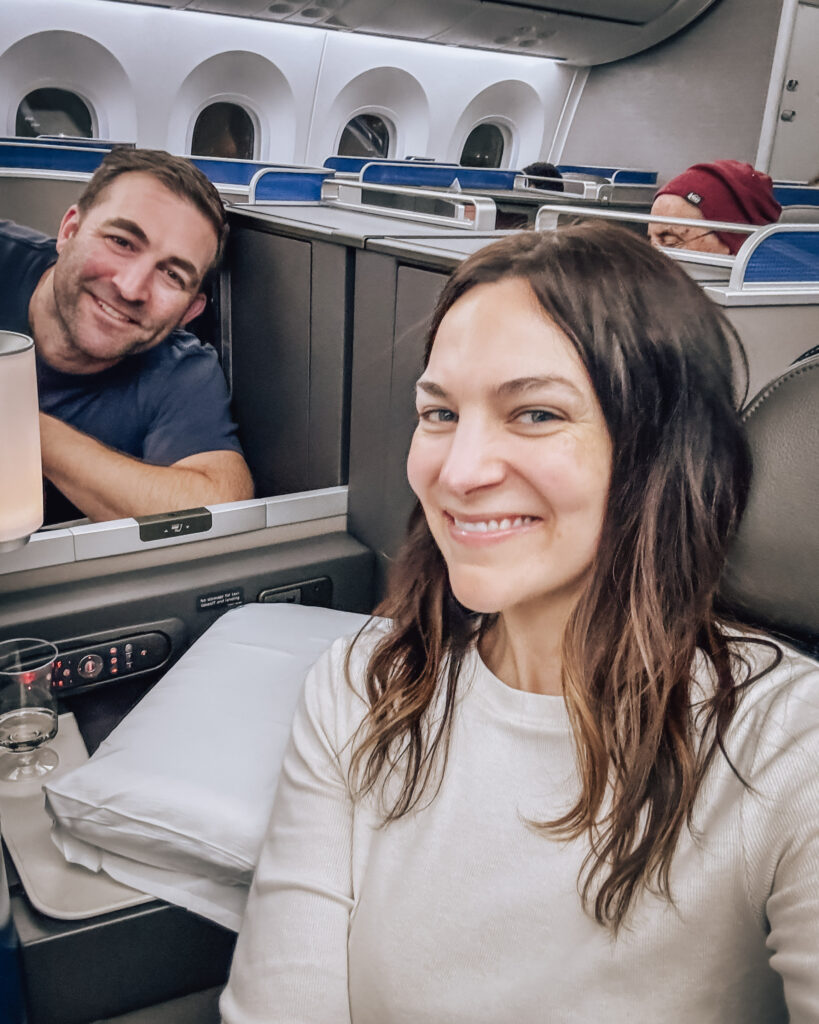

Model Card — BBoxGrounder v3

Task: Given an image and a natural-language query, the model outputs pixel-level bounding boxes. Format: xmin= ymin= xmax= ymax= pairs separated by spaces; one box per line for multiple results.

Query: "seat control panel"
xmin=52 ymin=632 xmax=171 ymax=694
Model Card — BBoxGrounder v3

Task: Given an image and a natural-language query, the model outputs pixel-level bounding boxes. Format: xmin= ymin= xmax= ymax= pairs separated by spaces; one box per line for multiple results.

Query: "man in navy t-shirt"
xmin=1 ymin=147 xmax=253 ymax=524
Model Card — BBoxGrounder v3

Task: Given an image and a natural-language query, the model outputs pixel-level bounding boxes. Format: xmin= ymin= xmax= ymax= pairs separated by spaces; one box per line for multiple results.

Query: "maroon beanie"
xmin=654 ymin=160 xmax=781 ymax=254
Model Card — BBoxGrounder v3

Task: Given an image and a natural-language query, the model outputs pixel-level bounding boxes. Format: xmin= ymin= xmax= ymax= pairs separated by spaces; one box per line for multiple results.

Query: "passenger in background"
xmin=221 ymin=225 xmax=819 ymax=1023
xmin=522 ymin=160 xmax=564 ymax=192
xmin=0 ymin=148 xmax=253 ymax=524
xmin=648 ymin=158 xmax=780 ymax=253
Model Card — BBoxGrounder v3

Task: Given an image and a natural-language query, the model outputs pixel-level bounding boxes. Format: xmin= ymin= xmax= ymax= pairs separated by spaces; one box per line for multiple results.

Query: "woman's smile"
xmin=445 ymin=510 xmax=541 ymax=541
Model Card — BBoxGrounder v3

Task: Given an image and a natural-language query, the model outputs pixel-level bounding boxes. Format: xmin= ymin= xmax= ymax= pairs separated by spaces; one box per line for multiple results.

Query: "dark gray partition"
xmin=347 ymin=236 xmax=501 ymax=593
xmin=224 ymin=203 xmax=509 ymax=499
xmin=0 ymin=174 xmax=88 ymax=235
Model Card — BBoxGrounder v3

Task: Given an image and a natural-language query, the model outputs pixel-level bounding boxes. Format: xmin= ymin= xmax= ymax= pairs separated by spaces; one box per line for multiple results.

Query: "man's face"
xmin=51 ymin=172 xmax=218 ymax=371
xmin=647 ymin=194 xmax=731 ymax=254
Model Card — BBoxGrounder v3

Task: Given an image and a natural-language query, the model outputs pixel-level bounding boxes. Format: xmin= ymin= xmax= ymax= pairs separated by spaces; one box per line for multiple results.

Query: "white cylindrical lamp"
xmin=0 ymin=332 xmax=43 ymax=551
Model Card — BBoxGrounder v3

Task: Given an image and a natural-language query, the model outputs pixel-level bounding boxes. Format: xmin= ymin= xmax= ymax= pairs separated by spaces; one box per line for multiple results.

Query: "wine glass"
xmin=0 ymin=638 xmax=60 ymax=782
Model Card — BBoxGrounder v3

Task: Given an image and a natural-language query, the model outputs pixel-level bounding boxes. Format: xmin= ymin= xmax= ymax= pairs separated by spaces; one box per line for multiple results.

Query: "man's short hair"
xmin=522 ymin=161 xmax=564 ymax=193
xmin=78 ymin=147 xmax=229 ymax=275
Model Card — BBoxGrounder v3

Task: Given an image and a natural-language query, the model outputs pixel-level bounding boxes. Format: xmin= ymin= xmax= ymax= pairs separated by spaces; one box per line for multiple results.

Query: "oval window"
xmin=338 ymin=114 xmax=391 ymax=159
xmin=460 ymin=123 xmax=505 ymax=169
xmin=191 ymin=102 xmax=255 ymax=161
xmin=16 ymin=88 xmax=93 ymax=138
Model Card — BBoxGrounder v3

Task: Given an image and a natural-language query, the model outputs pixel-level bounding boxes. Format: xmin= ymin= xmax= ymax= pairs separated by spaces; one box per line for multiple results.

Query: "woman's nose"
xmin=438 ymin=421 xmax=505 ymax=495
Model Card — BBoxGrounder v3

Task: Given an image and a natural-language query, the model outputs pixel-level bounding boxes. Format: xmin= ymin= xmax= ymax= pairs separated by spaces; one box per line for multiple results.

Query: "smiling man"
xmin=0 ymin=147 xmax=253 ymax=524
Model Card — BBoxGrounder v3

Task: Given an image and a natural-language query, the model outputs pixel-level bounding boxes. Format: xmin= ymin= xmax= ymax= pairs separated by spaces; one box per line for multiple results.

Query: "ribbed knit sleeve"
xmin=220 ymin=636 xmax=370 ymax=1024
xmin=739 ymin=649 xmax=819 ymax=1022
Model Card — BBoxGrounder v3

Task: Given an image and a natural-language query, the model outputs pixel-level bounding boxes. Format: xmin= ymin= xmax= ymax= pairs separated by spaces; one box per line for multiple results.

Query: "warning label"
xmin=197 ymin=588 xmax=244 ymax=612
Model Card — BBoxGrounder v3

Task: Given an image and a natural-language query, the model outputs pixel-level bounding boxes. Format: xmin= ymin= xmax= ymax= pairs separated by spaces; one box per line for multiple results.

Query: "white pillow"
xmin=45 ymin=603 xmax=371 ymax=901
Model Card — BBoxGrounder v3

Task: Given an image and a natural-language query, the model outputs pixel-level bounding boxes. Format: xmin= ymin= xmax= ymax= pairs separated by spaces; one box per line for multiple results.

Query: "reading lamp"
xmin=0 ymin=332 xmax=43 ymax=552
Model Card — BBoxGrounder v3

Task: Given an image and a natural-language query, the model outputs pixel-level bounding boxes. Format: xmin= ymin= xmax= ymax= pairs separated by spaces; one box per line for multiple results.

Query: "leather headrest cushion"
xmin=721 ymin=355 xmax=819 ymax=647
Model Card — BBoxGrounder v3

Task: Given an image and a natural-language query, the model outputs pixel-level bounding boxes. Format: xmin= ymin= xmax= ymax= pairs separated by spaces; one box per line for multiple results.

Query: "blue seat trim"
xmin=557 ymin=164 xmax=657 ymax=185
xmin=0 ymin=142 xmax=107 ymax=172
xmin=359 ymin=164 xmax=516 ymax=189
xmin=774 ymin=185 xmax=819 ymax=207
xmin=743 ymin=231 xmax=819 ymax=283
xmin=190 ymin=158 xmax=287 ymax=186
xmin=252 ymin=170 xmax=330 ymax=201
xmin=323 ymin=155 xmax=397 ymax=172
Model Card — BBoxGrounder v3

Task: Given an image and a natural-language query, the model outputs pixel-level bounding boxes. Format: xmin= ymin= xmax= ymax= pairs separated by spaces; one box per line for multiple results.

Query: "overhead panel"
xmin=484 ymin=0 xmax=678 ymax=24
xmin=431 ymin=0 xmax=718 ymax=62
xmin=102 ymin=0 xmax=721 ymax=64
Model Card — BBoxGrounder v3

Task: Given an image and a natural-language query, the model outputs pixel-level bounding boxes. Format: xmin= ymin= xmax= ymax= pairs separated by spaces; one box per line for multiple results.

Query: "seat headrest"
xmin=778 ymin=205 xmax=819 ymax=224
xmin=720 ymin=354 xmax=819 ymax=655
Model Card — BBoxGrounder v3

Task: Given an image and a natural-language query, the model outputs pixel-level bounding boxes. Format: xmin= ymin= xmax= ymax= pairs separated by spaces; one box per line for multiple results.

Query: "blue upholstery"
xmin=557 ymin=164 xmax=657 ymax=185
xmin=0 ymin=142 xmax=107 ymax=172
xmin=359 ymin=163 xmax=516 ymax=189
xmin=774 ymin=185 xmax=819 ymax=207
xmin=743 ymin=231 xmax=819 ymax=283
xmin=251 ymin=169 xmax=330 ymax=201
xmin=190 ymin=157 xmax=288 ymax=186
xmin=323 ymin=155 xmax=397 ymax=172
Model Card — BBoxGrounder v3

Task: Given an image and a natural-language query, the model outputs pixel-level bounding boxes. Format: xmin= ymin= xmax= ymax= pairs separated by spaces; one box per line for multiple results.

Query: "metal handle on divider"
xmin=321 ymin=179 xmax=497 ymax=231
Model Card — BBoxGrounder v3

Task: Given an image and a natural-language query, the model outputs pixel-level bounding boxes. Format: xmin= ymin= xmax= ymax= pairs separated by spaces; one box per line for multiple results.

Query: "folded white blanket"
xmin=45 ymin=603 xmax=371 ymax=931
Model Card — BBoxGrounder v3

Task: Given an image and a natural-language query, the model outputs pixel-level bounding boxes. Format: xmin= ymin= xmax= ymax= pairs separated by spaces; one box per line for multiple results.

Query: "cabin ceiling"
xmin=101 ymin=0 xmax=721 ymax=65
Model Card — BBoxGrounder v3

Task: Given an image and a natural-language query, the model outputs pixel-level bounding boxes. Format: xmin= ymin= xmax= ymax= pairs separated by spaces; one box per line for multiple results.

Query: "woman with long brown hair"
xmin=222 ymin=223 xmax=819 ymax=1023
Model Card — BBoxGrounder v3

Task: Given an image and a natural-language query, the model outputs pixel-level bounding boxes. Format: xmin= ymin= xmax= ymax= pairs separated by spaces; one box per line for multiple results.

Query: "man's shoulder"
xmin=139 ymin=330 xmax=221 ymax=376
xmin=149 ymin=328 xmax=216 ymax=359
xmin=0 ymin=220 xmax=58 ymax=331
xmin=0 ymin=219 xmax=57 ymax=257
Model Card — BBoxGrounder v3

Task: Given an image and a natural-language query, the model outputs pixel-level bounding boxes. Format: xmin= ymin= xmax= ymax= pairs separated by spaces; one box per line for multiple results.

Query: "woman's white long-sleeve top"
xmin=221 ymin=631 xmax=819 ymax=1023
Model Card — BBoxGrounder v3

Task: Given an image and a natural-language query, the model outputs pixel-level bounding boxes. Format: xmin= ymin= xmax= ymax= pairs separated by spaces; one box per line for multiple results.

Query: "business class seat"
xmin=721 ymin=352 xmax=819 ymax=657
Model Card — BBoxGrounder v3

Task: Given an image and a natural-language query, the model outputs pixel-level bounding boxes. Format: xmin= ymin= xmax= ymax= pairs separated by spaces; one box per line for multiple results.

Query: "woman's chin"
xmin=447 ymin=578 xmax=506 ymax=617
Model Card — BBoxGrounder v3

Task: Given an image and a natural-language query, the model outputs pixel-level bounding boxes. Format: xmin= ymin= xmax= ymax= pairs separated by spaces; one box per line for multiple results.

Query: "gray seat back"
xmin=721 ymin=354 xmax=819 ymax=655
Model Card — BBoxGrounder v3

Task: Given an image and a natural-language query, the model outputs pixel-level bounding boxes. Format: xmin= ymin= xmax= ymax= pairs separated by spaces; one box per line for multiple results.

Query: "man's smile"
xmin=92 ymin=294 xmax=140 ymax=326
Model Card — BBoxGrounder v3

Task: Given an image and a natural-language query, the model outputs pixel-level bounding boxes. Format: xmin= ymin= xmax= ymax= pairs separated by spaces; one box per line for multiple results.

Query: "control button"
xmin=78 ymin=654 xmax=104 ymax=680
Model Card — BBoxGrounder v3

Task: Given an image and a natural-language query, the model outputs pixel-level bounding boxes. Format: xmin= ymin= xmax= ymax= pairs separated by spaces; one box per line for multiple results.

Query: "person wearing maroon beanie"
xmin=648 ymin=159 xmax=781 ymax=255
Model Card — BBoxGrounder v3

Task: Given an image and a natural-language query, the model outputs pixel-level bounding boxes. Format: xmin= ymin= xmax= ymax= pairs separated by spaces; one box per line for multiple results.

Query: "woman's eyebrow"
xmin=417 ymin=375 xmax=584 ymax=399
xmin=496 ymin=375 xmax=584 ymax=398
xmin=416 ymin=380 xmax=449 ymax=399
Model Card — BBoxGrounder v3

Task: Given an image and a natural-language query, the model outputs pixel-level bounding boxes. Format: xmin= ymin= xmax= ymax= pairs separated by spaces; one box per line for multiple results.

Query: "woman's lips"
xmin=444 ymin=511 xmax=541 ymax=542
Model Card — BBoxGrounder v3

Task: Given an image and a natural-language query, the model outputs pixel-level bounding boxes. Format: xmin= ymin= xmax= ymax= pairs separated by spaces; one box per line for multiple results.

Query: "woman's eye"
xmin=518 ymin=409 xmax=558 ymax=424
xmin=418 ymin=408 xmax=457 ymax=424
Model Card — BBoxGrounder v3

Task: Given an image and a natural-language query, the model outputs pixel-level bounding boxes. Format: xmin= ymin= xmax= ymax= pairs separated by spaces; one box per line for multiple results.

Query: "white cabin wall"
xmin=0 ymin=0 xmax=574 ymax=169
xmin=558 ymin=0 xmax=785 ymax=184
xmin=0 ymin=0 xmax=326 ymax=160
xmin=305 ymin=29 xmax=575 ymax=167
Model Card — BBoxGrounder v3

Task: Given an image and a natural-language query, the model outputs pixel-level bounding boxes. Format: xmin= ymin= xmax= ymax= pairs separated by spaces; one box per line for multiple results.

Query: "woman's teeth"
xmin=452 ymin=515 xmax=535 ymax=533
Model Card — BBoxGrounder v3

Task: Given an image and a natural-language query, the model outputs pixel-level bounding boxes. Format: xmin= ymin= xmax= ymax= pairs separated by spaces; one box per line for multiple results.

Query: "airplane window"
xmin=16 ymin=88 xmax=94 ymax=138
xmin=460 ymin=123 xmax=505 ymax=168
xmin=338 ymin=114 xmax=391 ymax=159
xmin=191 ymin=102 xmax=255 ymax=161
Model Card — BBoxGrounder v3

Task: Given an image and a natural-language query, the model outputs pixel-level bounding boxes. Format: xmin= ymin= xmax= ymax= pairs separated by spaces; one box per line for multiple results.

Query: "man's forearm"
xmin=39 ymin=413 xmax=254 ymax=522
